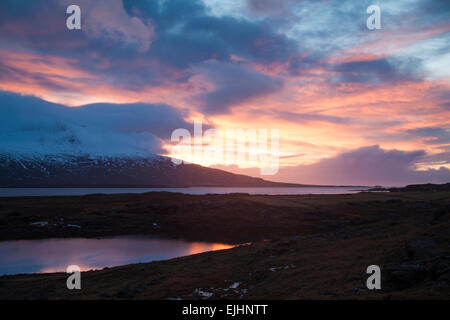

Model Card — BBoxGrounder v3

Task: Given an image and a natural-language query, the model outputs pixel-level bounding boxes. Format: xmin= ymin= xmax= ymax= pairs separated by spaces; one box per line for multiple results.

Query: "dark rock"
xmin=386 ymin=199 xmax=403 ymax=204
xmin=438 ymin=272 xmax=450 ymax=285
xmin=405 ymin=239 xmax=436 ymax=259
xmin=275 ymin=239 xmax=297 ymax=247
xmin=115 ymin=289 xmax=135 ymax=299
xmin=433 ymin=208 xmax=448 ymax=221
xmin=428 ymin=256 xmax=450 ymax=280
xmin=384 ymin=264 xmax=427 ymax=289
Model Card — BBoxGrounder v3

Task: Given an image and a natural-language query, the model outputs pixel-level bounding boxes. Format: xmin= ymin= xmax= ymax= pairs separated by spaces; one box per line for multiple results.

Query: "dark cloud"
xmin=417 ymin=0 xmax=450 ymax=19
xmin=420 ymin=151 xmax=450 ymax=165
xmin=124 ymin=0 xmax=207 ymax=32
xmin=192 ymin=61 xmax=284 ymax=114
xmin=0 ymin=91 xmax=190 ymax=156
xmin=0 ymin=0 xmax=299 ymax=107
xmin=288 ymin=53 xmax=324 ymax=76
xmin=407 ymin=127 xmax=450 ymax=145
xmin=433 ymin=90 xmax=450 ymax=110
xmin=0 ymin=0 xmax=447 ymax=122
xmin=0 ymin=0 xmax=442 ymax=104
xmin=247 ymin=0 xmax=293 ymax=14
xmin=331 ymin=58 xmax=422 ymax=84
xmin=140 ymin=5 xmax=298 ymax=71
xmin=246 ymin=0 xmax=327 ymax=19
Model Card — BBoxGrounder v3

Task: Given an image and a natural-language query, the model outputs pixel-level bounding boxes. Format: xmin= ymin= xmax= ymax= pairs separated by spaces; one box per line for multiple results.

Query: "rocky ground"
xmin=0 ymin=190 xmax=449 ymax=299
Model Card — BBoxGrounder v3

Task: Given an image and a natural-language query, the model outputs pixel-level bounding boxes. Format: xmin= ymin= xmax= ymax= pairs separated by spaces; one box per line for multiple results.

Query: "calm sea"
xmin=0 ymin=186 xmax=368 ymax=197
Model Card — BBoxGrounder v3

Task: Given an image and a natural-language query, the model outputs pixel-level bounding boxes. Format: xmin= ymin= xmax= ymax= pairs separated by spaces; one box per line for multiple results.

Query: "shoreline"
xmin=0 ymin=191 xmax=449 ymax=299
xmin=0 ymin=186 xmax=370 ymax=199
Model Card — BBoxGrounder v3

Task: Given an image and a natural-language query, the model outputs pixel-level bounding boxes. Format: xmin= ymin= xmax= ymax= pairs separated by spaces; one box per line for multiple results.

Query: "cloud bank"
xmin=0 ymin=91 xmax=189 ymax=156
xmin=214 ymin=146 xmax=450 ymax=186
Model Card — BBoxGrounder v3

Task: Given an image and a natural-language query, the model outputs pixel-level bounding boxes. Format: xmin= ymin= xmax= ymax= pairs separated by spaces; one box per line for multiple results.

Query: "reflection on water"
xmin=0 ymin=186 xmax=368 ymax=197
xmin=0 ymin=237 xmax=233 ymax=276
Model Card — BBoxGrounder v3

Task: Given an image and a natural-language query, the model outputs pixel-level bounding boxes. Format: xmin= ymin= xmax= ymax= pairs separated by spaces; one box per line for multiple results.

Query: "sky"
xmin=0 ymin=0 xmax=449 ymax=186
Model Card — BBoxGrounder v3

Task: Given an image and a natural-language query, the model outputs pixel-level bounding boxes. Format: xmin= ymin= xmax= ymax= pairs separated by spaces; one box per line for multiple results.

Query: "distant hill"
xmin=0 ymin=153 xmax=308 ymax=188
xmin=386 ymin=183 xmax=450 ymax=192
xmin=370 ymin=183 xmax=450 ymax=192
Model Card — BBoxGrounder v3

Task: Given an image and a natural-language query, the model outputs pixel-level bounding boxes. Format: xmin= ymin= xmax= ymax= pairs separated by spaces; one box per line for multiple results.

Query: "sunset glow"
xmin=0 ymin=0 xmax=449 ymax=185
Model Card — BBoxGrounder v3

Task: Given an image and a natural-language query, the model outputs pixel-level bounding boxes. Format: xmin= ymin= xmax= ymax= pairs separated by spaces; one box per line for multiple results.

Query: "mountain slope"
xmin=0 ymin=153 xmax=304 ymax=188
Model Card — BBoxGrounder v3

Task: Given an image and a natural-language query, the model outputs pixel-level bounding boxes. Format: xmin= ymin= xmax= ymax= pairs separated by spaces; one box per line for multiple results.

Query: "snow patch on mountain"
xmin=0 ymin=91 xmax=190 ymax=158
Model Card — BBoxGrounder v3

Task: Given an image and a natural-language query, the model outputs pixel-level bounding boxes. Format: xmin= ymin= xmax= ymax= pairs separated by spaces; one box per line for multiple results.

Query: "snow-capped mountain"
xmin=0 ymin=153 xmax=301 ymax=188
xmin=0 ymin=93 xmax=303 ymax=188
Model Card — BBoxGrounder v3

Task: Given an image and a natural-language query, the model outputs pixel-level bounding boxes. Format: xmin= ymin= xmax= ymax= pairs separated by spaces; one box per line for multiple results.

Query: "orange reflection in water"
xmin=188 ymin=242 xmax=234 ymax=255
xmin=0 ymin=237 xmax=236 ymax=276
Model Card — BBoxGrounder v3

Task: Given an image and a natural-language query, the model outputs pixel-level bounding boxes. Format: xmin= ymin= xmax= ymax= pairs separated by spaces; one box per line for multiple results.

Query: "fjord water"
xmin=0 ymin=186 xmax=368 ymax=197
xmin=0 ymin=237 xmax=233 ymax=276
